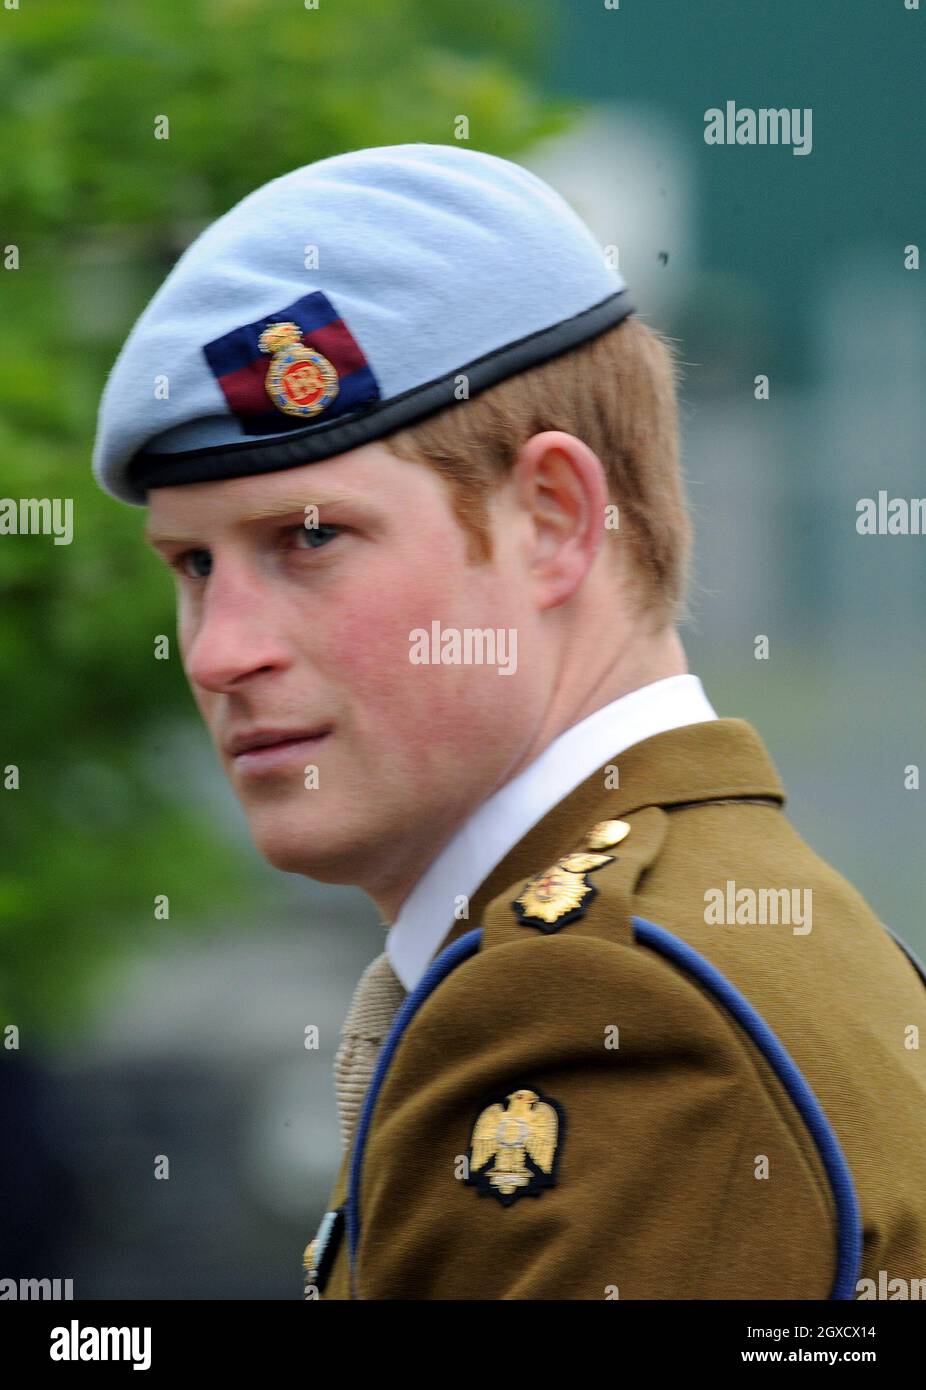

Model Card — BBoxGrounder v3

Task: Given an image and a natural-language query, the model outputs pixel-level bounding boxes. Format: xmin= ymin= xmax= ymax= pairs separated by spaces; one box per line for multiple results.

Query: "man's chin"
xmin=249 ymin=824 xmax=370 ymax=883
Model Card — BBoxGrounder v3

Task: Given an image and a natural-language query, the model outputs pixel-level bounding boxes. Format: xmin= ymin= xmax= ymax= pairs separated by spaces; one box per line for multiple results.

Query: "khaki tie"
xmin=334 ymin=950 xmax=408 ymax=1153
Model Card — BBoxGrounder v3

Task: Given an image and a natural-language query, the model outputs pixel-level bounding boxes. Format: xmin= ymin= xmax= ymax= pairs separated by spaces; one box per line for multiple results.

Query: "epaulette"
xmin=481 ymin=805 xmax=669 ymax=952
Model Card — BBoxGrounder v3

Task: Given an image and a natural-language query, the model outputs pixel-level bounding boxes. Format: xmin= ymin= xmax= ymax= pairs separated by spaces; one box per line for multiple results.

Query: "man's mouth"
xmin=225 ymin=727 xmax=331 ymax=774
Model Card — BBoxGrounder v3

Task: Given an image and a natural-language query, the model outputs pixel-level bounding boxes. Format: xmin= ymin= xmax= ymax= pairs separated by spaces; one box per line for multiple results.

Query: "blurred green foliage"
xmin=0 ymin=0 xmax=574 ymax=1040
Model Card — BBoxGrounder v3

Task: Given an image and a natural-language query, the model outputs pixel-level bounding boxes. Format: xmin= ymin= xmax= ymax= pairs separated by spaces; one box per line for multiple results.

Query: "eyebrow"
xmin=143 ymin=493 xmax=362 ymax=546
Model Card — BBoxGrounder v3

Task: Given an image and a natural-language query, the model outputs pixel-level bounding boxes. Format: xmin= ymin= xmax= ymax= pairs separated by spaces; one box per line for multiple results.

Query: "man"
xmin=92 ymin=143 xmax=926 ymax=1300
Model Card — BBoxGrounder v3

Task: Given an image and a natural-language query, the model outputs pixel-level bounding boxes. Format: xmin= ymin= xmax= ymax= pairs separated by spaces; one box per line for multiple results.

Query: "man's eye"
xmin=294 ymin=522 xmax=341 ymax=550
xmin=168 ymin=524 xmax=340 ymax=578
xmin=172 ymin=549 xmax=212 ymax=579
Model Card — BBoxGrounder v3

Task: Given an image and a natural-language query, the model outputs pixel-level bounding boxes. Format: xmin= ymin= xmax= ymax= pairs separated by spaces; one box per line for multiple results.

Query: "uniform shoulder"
xmin=479 ymin=804 xmax=669 ymax=956
xmin=360 ymin=905 xmax=844 ymax=1297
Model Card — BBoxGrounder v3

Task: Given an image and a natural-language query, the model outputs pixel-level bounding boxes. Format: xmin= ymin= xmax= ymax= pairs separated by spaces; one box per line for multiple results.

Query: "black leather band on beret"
xmin=130 ymin=288 xmax=634 ymax=495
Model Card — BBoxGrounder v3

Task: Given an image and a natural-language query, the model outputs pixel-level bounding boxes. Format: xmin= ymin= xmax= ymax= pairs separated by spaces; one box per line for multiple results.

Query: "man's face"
xmin=145 ymin=442 xmax=547 ymax=911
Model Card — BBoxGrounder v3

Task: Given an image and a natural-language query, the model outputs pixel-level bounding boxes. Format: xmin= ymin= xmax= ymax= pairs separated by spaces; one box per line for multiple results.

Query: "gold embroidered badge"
xmin=585 ymin=818 xmax=631 ymax=850
xmin=512 ymin=850 xmax=613 ymax=931
xmin=467 ymin=1087 xmax=563 ymax=1204
xmin=258 ymin=320 xmax=339 ymax=419
xmin=511 ymin=819 xmax=631 ymax=932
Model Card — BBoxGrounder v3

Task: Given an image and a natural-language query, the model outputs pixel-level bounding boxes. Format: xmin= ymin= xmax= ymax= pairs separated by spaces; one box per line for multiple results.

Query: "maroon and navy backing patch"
xmin=202 ymin=290 xmax=381 ymax=435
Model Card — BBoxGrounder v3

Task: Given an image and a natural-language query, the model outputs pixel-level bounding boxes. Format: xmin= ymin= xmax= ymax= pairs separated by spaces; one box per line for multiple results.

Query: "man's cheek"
xmin=324 ymin=576 xmax=447 ymax=676
xmin=325 ymin=605 xmax=474 ymax=725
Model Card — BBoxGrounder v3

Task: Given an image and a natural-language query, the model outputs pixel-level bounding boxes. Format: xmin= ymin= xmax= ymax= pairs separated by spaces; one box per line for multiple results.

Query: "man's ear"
xmin=510 ymin=431 xmax=610 ymax=610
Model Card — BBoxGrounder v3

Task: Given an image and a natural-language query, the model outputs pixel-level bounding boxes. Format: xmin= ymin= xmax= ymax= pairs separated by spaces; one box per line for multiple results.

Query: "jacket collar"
xmin=434 ymin=717 xmax=785 ymax=956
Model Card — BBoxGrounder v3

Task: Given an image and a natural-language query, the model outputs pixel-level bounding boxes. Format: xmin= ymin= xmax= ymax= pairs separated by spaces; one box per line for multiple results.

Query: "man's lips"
xmin=225 ymin=727 xmax=331 ymax=773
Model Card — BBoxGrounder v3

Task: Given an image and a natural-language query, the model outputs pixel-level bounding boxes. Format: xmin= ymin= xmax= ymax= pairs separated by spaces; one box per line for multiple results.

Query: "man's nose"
xmin=183 ymin=571 xmax=291 ymax=692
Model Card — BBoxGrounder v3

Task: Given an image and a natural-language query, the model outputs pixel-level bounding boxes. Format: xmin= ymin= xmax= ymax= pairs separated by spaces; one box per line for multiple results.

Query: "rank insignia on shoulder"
xmin=511 ymin=850 xmax=614 ymax=932
xmin=584 ymin=818 xmax=631 ymax=850
xmin=466 ymin=1087 xmax=564 ymax=1205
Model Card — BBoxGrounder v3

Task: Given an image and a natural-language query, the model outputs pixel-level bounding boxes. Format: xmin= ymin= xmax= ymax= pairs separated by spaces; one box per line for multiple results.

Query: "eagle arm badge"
xmin=466 ymin=1087 xmax=564 ymax=1205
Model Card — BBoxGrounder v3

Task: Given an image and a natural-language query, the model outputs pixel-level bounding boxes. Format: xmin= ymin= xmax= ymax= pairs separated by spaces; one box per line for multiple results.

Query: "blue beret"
xmin=92 ymin=142 xmax=633 ymax=506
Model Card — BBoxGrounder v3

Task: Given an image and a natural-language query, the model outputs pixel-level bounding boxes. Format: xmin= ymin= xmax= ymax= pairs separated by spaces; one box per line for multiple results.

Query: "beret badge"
xmin=258 ymin=321 xmax=339 ymax=419
xmin=201 ymin=289 xmax=380 ymax=437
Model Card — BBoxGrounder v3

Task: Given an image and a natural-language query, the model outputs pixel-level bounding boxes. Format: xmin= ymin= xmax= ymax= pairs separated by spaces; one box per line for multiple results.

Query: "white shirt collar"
xmin=385 ymin=673 xmax=717 ymax=992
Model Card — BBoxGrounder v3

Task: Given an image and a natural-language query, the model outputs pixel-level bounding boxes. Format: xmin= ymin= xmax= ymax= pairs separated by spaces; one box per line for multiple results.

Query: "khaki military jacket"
xmin=306 ymin=719 xmax=926 ymax=1299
